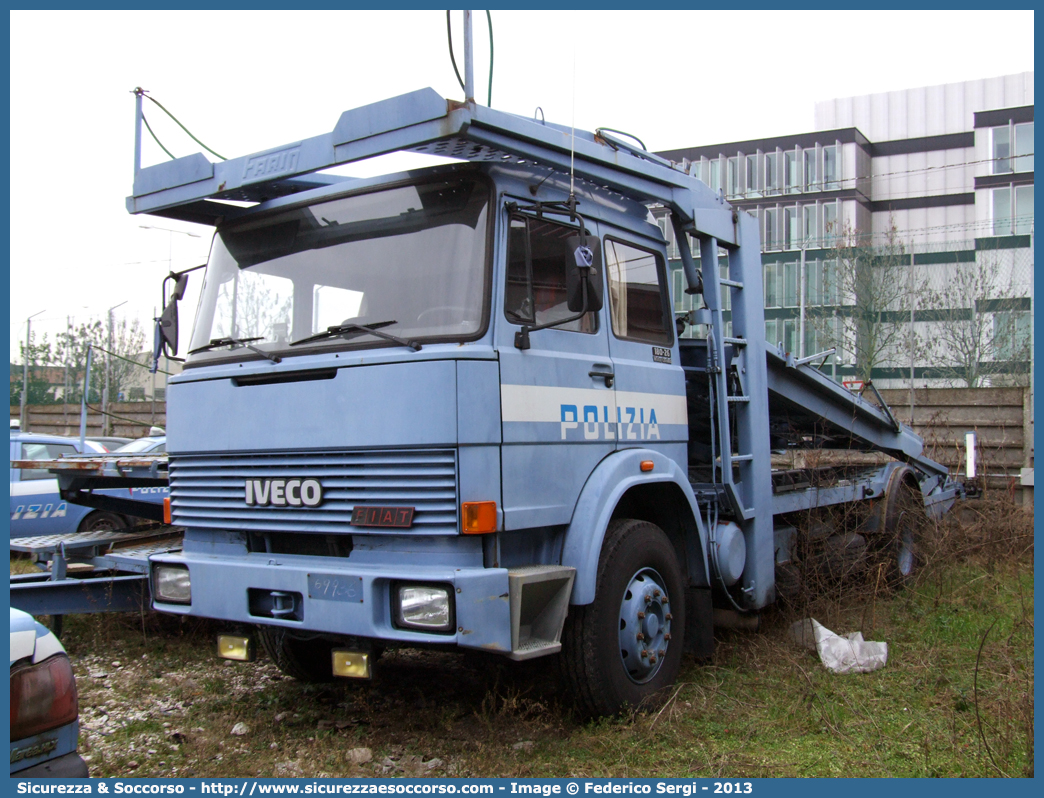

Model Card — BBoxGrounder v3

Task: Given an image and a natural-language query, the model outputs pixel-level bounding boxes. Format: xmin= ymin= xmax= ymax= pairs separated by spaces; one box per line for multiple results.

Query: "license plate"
xmin=350 ymin=506 xmax=415 ymax=528
xmin=307 ymin=573 xmax=363 ymax=603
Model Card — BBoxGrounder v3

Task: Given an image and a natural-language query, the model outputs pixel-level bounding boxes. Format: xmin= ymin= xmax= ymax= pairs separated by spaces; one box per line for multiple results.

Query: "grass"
xmin=16 ymin=498 xmax=1034 ymax=779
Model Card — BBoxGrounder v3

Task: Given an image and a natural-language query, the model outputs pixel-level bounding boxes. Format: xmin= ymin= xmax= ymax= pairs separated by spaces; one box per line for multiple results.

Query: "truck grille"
xmin=168 ymin=449 xmax=458 ymax=535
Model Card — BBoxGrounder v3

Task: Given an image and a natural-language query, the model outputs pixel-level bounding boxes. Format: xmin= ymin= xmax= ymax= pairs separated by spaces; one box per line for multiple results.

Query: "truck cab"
xmin=149 ymin=157 xmax=707 ymax=714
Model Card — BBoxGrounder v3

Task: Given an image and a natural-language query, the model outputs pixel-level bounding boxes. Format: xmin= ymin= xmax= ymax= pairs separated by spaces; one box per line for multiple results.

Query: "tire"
xmin=874 ymin=477 xmax=924 ymax=588
xmin=560 ymin=518 xmax=686 ymax=717
xmin=77 ymin=511 xmax=125 ymax=534
xmin=257 ymin=626 xmax=337 ymax=683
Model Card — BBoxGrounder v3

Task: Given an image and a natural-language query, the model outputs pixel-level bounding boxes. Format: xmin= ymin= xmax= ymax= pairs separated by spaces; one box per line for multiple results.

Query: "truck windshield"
xmin=188 ymin=176 xmax=490 ymax=363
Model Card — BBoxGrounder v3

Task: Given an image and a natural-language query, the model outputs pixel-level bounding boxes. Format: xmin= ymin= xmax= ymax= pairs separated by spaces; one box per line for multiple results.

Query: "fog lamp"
xmin=154 ymin=564 xmax=191 ymax=604
xmin=332 ymin=650 xmax=372 ymax=679
xmin=395 ymin=584 xmax=453 ymax=632
xmin=217 ymin=635 xmax=255 ymax=662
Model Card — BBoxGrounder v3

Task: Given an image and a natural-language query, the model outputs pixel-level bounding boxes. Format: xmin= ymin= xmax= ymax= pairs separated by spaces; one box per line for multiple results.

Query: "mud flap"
xmin=684 ymin=586 xmax=714 ymax=657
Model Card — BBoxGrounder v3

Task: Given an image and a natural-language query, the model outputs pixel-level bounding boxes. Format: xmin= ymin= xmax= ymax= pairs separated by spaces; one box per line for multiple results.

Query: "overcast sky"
xmin=8 ymin=9 xmax=1034 ymax=360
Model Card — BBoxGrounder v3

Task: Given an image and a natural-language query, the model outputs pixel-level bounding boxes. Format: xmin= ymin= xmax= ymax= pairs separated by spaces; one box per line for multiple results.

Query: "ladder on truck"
xmin=695 ymin=230 xmax=775 ymax=611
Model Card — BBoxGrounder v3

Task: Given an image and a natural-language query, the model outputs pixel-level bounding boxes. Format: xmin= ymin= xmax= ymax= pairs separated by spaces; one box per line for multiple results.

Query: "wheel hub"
xmin=618 ymin=568 xmax=671 ymax=684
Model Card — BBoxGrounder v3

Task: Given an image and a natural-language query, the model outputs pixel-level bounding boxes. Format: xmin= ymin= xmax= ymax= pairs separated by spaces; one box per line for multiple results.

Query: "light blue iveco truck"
xmin=126 ymin=81 xmax=959 ymax=715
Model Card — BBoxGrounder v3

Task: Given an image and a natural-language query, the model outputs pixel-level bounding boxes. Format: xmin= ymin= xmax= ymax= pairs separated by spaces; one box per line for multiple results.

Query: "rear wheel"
xmin=77 ymin=511 xmax=125 ymax=534
xmin=869 ymin=468 xmax=925 ymax=589
xmin=560 ymin=518 xmax=685 ymax=717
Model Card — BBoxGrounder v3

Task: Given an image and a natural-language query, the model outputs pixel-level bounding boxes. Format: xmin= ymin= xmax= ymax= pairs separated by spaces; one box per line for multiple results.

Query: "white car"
xmin=10 ymin=608 xmax=89 ymax=777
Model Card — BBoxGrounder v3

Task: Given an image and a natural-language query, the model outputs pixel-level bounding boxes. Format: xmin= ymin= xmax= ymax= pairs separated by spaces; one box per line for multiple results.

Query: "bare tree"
xmin=823 ymin=221 xmax=927 ymax=382
xmin=920 ymin=251 xmax=1031 ymax=387
xmin=55 ymin=318 xmax=148 ymax=403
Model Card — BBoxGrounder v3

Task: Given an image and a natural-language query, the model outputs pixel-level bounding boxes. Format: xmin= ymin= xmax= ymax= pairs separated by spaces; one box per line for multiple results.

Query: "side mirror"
xmin=565 ymin=236 xmax=603 ymax=313
xmin=150 ymin=272 xmax=189 ymax=372
xmin=157 ymin=296 xmax=179 ymax=354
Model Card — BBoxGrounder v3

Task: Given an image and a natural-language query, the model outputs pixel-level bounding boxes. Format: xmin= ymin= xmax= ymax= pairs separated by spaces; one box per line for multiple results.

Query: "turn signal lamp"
xmin=640 ymin=460 xmax=655 ymax=472
xmin=462 ymin=501 xmax=497 ymax=534
xmin=163 ymin=497 xmax=172 ymax=524
xmin=332 ymin=650 xmax=371 ymax=679
xmin=216 ymin=635 xmax=255 ymax=662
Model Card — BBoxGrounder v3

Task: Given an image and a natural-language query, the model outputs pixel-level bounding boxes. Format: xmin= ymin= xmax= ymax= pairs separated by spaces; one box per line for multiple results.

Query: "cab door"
xmin=600 ymin=229 xmax=688 ymax=463
xmin=497 ymin=209 xmax=616 ymax=530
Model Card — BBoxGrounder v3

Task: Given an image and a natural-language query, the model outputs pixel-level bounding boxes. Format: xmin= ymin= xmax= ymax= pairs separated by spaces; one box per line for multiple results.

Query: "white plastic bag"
xmin=789 ymin=618 xmax=888 ymax=674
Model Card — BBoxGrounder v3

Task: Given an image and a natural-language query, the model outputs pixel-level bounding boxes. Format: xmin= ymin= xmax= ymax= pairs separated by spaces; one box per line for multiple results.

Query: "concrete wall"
xmin=878 ymin=386 xmax=1033 ymax=504
xmin=12 ymin=403 xmax=166 ymax=440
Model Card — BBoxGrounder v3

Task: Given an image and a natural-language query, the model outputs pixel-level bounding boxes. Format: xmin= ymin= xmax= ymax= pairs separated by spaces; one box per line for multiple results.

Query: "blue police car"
xmin=10 ymin=607 xmax=89 ymax=777
xmin=10 ymin=431 xmax=169 ymax=539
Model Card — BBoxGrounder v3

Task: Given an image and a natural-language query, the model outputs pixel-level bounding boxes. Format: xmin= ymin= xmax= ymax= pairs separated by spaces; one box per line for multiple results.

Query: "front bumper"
xmin=149 ymin=551 xmax=512 ymax=653
xmin=13 ymin=751 xmax=89 ymax=779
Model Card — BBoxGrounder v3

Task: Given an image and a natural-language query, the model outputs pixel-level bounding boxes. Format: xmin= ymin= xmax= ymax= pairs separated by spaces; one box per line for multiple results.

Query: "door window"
xmin=604 ymin=239 xmax=672 ymax=345
xmin=504 ymin=216 xmax=597 ymax=333
xmin=20 ymin=442 xmax=78 ymax=481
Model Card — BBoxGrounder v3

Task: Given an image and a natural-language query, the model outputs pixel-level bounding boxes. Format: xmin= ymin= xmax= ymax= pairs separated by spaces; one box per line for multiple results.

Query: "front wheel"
xmin=257 ymin=627 xmax=336 ymax=683
xmin=560 ymin=518 xmax=686 ymax=717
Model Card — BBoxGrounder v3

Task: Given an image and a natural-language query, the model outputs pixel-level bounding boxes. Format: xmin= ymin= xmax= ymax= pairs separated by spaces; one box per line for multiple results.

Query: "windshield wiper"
xmin=188 ymin=336 xmax=282 ymax=363
xmin=290 ymin=320 xmax=422 ymax=351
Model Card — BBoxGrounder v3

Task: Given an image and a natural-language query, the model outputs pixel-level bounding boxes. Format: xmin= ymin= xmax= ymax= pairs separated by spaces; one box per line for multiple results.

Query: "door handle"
xmin=589 ymin=370 xmax=614 ymax=388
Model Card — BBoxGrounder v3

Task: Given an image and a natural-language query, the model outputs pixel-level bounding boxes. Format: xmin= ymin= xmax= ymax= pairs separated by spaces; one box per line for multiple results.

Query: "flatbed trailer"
xmin=9 ymin=454 xmax=180 ymax=625
xmin=41 ymin=50 xmax=962 ymax=713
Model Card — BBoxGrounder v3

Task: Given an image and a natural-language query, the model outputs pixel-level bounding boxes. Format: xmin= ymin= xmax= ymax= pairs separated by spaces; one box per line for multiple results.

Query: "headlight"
xmin=394 ymin=584 xmax=454 ymax=633
xmin=10 ymin=654 xmax=78 ymax=740
xmin=154 ymin=564 xmax=191 ymax=604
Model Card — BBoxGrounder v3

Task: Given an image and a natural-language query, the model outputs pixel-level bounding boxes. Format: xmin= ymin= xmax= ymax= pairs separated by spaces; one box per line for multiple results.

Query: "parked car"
xmin=85 ymin=436 xmax=132 ymax=452
xmin=113 ymin=435 xmax=166 ymax=454
xmin=10 ymin=608 xmax=88 ymax=777
xmin=9 ymin=431 xmax=168 ymax=539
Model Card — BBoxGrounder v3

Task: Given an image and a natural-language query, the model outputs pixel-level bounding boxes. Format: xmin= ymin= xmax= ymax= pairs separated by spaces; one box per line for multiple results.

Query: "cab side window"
xmin=504 ymin=216 xmax=597 ymax=334
xmin=20 ymin=442 xmax=78 ymax=481
xmin=604 ymin=238 xmax=673 ymax=345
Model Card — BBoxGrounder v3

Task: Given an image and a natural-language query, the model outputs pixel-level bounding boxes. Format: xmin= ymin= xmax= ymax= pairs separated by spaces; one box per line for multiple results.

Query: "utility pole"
xmin=908 ymin=252 xmax=916 ymax=426
xmin=20 ymin=310 xmax=45 ymax=431
xmin=104 ymin=300 xmax=127 ymax=436
xmin=63 ymin=315 xmax=71 ymax=432
xmin=798 ymin=242 xmax=807 ymax=358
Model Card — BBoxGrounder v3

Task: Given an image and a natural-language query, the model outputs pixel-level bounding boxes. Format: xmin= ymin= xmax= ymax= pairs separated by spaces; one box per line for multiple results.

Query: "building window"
xmin=785 ymin=151 xmax=799 ymax=194
xmin=992 ymin=126 xmax=1012 ymax=174
xmin=727 ymin=156 xmax=739 ymax=198
xmin=746 ymin=154 xmax=758 ymax=197
xmin=763 ymin=208 xmax=777 ymax=250
xmin=1015 ymin=122 xmax=1033 ymax=172
xmin=992 ymin=187 xmax=1012 ymax=235
xmin=823 ymin=145 xmax=839 ymax=190
xmin=782 ymin=318 xmax=797 ymax=354
xmin=1015 ymin=186 xmax=1034 ymax=235
xmin=764 ymin=261 xmax=780 ymax=308
xmin=764 ymin=152 xmax=778 ymax=195
xmin=994 ymin=311 xmax=1030 ymax=361
xmin=765 ymin=319 xmax=778 ymax=348
xmin=806 ymin=259 xmax=837 ymax=307
xmin=993 ymin=185 xmax=1035 ymax=235
xmin=823 ymin=202 xmax=838 ymax=245
xmin=784 ymin=207 xmax=798 ymax=250
xmin=803 ymin=205 xmax=817 ymax=245
xmin=783 ymin=261 xmax=799 ymax=307
xmin=804 ymin=148 xmax=817 ymax=192
xmin=709 ymin=159 xmax=721 ymax=193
